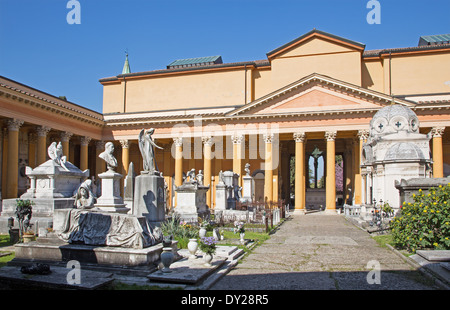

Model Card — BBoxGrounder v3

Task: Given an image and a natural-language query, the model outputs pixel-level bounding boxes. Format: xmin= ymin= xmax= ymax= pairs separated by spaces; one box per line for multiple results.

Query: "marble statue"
xmin=99 ymin=142 xmax=118 ymax=172
xmin=48 ymin=142 xmax=68 ymax=170
xmin=138 ymin=128 xmax=163 ymax=174
xmin=74 ymin=179 xmax=96 ymax=209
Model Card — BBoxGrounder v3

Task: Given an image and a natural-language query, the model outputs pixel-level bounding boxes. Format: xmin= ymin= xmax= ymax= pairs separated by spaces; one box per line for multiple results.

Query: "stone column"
xmin=80 ymin=136 xmax=91 ymax=171
xmin=60 ymin=131 xmax=73 ymax=161
xmin=202 ymin=136 xmax=213 ymax=207
xmin=120 ymin=140 xmax=129 ymax=176
xmin=232 ymin=133 xmax=244 ymax=186
xmin=6 ymin=119 xmax=24 ymax=198
xmin=1 ymin=128 xmax=7 ymax=194
xmin=173 ymin=137 xmax=183 ymax=206
xmin=294 ymin=132 xmax=306 ymax=211
xmin=354 ymin=130 xmax=368 ymax=205
xmin=28 ymin=132 xmax=37 ymax=168
xmin=264 ymin=134 xmax=274 ymax=203
xmin=325 ymin=131 xmax=337 ymax=211
xmin=36 ymin=125 xmax=51 ymax=166
xmin=431 ymin=127 xmax=445 ymax=178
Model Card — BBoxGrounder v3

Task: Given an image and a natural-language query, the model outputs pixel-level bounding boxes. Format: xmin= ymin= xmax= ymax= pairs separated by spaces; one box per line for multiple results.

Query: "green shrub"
xmin=160 ymin=214 xmax=199 ymax=248
xmin=390 ymin=185 xmax=450 ymax=253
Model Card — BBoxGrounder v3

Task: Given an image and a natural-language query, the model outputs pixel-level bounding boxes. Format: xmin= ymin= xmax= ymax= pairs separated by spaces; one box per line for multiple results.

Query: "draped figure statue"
xmin=138 ymin=128 xmax=163 ymax=174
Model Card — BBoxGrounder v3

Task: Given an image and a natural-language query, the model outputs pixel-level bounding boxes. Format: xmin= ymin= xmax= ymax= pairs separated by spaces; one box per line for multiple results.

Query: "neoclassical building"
xmin=1 ymin=29 xmax=450 ymax=212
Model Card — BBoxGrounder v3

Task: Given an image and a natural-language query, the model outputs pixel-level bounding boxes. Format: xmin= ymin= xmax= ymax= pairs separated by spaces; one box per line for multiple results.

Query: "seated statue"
xmin=74 ymin=179 xmax=96 ymax=209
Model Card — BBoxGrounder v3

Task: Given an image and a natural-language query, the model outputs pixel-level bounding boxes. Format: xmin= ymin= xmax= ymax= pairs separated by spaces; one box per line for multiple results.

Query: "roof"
xmin=419 ymin=34 xmax=450 ymax=46
xmin=167 ymin=55 xmax=223 ymax=69
xmin=363 ymin=42 xmax=450 ymax=58
xmin=266 ymin=29 xmax=366 ymax=59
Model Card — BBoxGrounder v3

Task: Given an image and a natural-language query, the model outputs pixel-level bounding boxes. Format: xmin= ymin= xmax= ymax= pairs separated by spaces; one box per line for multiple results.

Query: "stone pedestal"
xmin=133 ymin=173 xmax=165 ymax=227
xmin=95 ymin=170 xmax=129 ymax=213
xmin=215 ymin=182 xmax=228 ymax=211
xmin=175 ymin=181 xmax=209 ymax=222
xmin=241 ymin=175 xmax=254 ymax=203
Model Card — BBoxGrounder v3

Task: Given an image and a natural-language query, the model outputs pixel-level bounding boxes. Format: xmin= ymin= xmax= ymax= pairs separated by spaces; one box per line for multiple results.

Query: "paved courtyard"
xmin=210 ymin=213 xmax=444 ymax=290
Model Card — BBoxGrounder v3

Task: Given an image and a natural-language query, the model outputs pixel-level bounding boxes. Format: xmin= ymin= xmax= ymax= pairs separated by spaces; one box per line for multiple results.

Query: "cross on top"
xmin=395 ymin=121 xmax=402 ymax=128
xmin=378 ymin=123 xmax=384 ymax=130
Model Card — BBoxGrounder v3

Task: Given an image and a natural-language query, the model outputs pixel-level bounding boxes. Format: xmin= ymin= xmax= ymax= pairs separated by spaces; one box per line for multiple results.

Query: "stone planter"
xmin=22 ymin=233 xmax=35 ymax=243
xmin=160 ymin=247 xmax=174 ymax=273
xmin=199 ymin=228 xmax=207 ymax=238
xmin=187 ymin=238 xmax=198 ymax=259
xmin=203 ymin=253 xmax=213 ymax=267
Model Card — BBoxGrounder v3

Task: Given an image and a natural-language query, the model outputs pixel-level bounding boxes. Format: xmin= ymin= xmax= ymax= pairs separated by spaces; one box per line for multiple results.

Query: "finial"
xmin=122 ymin=49 xmax=131 ymax=74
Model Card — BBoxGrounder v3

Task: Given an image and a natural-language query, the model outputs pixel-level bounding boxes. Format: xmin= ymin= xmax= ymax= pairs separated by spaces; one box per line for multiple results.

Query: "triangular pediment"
xmin=266 ymin=29 xmax=366 ymax=60
xmin=227 ymin=73 xmax=415 ymax=117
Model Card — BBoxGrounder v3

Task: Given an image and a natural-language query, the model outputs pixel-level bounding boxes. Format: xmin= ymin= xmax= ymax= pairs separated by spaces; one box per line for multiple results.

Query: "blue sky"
xmin=0 ymin=0 xmax=449 ymax=113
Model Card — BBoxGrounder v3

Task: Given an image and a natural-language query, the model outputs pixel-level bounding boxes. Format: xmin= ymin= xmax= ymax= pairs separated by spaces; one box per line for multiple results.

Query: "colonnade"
xmin=0 ymin=118 xmax=101 ymax=199
xmin=1 ymin=119 xmax=446 ymax=210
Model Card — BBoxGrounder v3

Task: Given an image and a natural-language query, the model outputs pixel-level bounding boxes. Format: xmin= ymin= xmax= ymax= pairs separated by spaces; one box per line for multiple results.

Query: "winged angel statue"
xmin=138 ymin=128 xmax=163 ymax=174
xmin=48 ymin=142 xmax=68 ymax=170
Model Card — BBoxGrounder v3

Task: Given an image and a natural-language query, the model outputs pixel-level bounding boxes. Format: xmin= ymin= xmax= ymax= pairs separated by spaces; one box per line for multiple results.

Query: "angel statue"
xmin=138 ymin=128 xmax=163 ymax=174
xmin=48 ymin=142 xmax=68 ymax=170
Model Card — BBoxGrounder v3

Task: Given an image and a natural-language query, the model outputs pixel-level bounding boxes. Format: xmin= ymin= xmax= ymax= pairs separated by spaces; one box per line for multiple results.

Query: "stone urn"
xmin=187 ymin=238 xmax=198 ymax=259
xmin=160 ymin=247 xmax=174 ymax=273
xmin=203 ymin=253 xmax=213 ymax=267
xmin=199 ymin=227 xmax=207 ymax=238
xmin=240 ymin=232 xmax=245 ymax=244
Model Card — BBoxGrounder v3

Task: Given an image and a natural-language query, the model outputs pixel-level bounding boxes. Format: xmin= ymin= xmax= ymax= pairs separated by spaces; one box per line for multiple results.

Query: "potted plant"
xmin=199 ymin=236 xmax=217 ymax=267
xmin=234 ymin=221 xmax=245 ymax=243
xmin=15 ymin=199 xmax=34 ymax=241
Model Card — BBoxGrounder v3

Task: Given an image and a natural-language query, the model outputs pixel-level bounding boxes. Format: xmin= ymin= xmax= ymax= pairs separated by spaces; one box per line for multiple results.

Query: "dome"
xmin=384 ymin=142 xmax=425 ymax=161
xmin=370 ymin=104 xmax=419 ymax=136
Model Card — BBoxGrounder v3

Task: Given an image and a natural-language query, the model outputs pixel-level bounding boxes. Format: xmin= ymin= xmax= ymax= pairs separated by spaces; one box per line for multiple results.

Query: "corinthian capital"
xmin=202 ymin=136 xmax=213 ymax=146
xmin=293 ymin=132 xmax=306 ymax=143
xmin=7 ymin=119 xmax=24 ymax=132
xmin=231 ymin=133 xmax=244 ymax=144
xmin=325 ymin=131 xmax=337 ymax=141
xmin=173 ymin=137 xmax=183 ymax=147
xmin=431 ymin=127 xmax=445 ymax=138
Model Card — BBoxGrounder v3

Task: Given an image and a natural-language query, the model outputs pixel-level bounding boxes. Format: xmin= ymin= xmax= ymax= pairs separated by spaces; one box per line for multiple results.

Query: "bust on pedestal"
xmin=95 ymin=142 xmax=129 ymax=213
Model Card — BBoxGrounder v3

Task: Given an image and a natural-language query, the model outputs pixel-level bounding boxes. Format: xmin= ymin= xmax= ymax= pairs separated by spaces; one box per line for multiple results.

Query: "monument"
xmin=361 ymin=103 xmax=432 ymax=211
xmin=133 ymin=128 xmax=166 ymax=227
xmin=94 ymin=142 xmax=129 ymax=213
xmin=174 ymin=168 xmax=210 ymax=222
xmin=240 ymin=163 xmax=254 ymax=203
xmin=215 ymin=171 xmax=227 ymax=211
xmin=0 ymin=141 xmax=90 ymax=233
